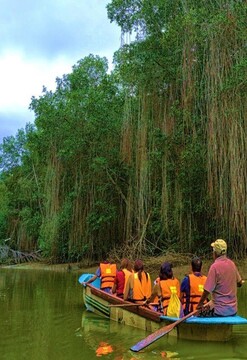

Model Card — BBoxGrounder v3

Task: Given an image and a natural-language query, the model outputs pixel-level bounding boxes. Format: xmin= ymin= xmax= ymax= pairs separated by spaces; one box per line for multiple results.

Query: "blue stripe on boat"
xmin=160 ymin=314 xmax=247 ymax=325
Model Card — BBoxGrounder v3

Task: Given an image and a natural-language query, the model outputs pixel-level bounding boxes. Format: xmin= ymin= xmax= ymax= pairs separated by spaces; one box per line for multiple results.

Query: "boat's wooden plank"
xmin=90 ymin=286 xmax=162 ymax=322
xmin=178 ymin=323 xmax=233 ymax=341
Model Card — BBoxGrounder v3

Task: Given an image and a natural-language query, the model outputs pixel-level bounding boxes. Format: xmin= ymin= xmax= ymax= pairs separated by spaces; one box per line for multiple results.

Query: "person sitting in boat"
xmin=123 ymin=259 xmax=151 ymax=303
xmin=84 ymin=260 xmax=117 ymax=293
xmin=196 ymin=239 xmax=244 ymax=316
xmin=112 ymin=258 xmax=133 ymax=298
xmin=180 ymin=256 xmax=207 ymax=315
xmin=147 ymin=262 xmax=182 ymax=316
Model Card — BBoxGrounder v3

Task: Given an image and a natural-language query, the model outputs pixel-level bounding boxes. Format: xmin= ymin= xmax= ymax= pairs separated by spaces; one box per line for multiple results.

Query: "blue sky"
xmin=0 ymin=0 xmax=121 ymax=143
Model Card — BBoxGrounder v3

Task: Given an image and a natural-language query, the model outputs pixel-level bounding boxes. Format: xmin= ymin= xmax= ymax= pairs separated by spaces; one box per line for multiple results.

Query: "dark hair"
xmin=159 ymin=262 xmax=173 ymax=280
xmin=191 ymin=256 xmax=202 ymax=272
xmin=134 ymin=259 xmax=148 ymax=282
xmin=120 ymin=258 xmax=132 ymax=272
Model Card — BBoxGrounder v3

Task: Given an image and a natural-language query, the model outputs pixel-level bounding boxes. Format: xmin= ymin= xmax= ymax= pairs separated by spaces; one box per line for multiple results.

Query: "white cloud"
xmin=0 ymin=0 xmax=122 ymax=143
xmin=0 ymin=48 xmax=117 ymax=111
xmin=0 ymin=50 xmax=72 ymax=110
xmin=0 ymin=49 xmax=118 ymax=142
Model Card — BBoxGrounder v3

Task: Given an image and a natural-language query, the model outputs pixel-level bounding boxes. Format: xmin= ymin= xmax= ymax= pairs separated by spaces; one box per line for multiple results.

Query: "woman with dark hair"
xmin=123 ymin=259 xmax=151 ymax=303
xmin=148 ymin=262 xmax=181 ymax=315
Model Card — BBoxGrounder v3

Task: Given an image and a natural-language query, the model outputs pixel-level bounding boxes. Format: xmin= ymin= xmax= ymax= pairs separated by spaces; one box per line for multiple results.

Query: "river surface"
xmin=1 ymin=268 xmax=247 ymax=360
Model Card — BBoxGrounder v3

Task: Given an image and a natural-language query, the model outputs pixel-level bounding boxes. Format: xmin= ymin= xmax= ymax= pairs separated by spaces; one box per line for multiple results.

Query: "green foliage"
xmin=0 ymin=181 xmax=9 ymax=239
xmin=0 ymin=2 xmax=246 ymax=260
xmin=87 ymin=200 xmax=117 ymax=232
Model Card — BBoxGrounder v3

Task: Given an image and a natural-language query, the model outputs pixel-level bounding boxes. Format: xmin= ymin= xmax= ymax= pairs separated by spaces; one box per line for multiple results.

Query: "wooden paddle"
xmin=108 ymin=303 xmax=144 ymax=307
xmin=130 ymin=308 xmax=199 ymax=352
xmin=108 ymin=302 xmax=159 ymax=307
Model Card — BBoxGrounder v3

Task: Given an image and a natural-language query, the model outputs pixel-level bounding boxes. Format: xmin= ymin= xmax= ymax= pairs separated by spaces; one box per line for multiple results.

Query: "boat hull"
xmin=83 ymin=284 xmax=175 ymax=335
xmin=80 ymin=273 xmax=247 ymax=342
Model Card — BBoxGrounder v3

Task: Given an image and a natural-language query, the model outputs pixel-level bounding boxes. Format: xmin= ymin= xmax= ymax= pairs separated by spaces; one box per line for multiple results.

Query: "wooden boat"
xmin=79 ymin=273 xmax=247 ymax=342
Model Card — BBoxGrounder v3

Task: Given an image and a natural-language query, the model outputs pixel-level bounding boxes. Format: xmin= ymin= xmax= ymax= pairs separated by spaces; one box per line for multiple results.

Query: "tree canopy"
xmin=0 ymin=1 xmax=246 ymax=262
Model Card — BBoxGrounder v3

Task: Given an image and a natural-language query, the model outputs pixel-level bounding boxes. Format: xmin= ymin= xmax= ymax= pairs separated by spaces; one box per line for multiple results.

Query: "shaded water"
xmin=0 ymin=268 xmax=247 ymax=360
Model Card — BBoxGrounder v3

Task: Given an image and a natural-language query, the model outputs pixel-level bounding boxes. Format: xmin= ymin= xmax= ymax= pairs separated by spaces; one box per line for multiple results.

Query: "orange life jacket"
xmin=132 ymin=271 xmax=152 ymax=301
xmin=100 ymin=263 xmax=117 ymax=289
xmin=159 ymin=278 xmax=180 ymax=314
xmin=186 ymin=273 xmax=207 ymax=312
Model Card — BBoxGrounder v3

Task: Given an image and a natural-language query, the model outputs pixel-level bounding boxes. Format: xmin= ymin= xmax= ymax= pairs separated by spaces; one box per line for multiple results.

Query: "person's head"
xmin=211 ymin=239 xmax=227 ymax=257
xmin=134 ymin=259 xmax=145 ymax=281
xmin=120 ymin=258 xmax=132 ymax=271
xmin=134 ymin=259 xmax=144 ymax=272
xmin=159 ymin=262 xmax=173 ymax=280
xmin=191 ymin=256 xmax=202 ymax=272
xmin=105 ymin=256 xmax=115 ymax=264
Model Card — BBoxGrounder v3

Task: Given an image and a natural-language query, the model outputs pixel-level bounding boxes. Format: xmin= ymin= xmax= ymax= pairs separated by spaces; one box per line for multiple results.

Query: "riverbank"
xmin=2 ymin=254 xmax=247 ymax=280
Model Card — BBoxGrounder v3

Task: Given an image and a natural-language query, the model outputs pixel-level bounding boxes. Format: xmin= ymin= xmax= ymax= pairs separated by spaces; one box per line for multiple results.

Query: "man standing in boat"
xmin=196 ymin=239 xmax=244 ymax=316
xmin=180 ymin=256 xmax=207 ymax=315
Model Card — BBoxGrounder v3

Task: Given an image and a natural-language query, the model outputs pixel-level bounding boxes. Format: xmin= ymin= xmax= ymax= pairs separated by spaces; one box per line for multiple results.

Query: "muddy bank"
xmin=2 ymin=256 xmax=247 ymax=281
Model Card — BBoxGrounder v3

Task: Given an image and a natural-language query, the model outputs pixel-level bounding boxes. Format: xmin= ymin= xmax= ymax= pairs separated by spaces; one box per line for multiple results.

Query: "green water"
xmin=0 ymin=268 xmax=247 ymax=360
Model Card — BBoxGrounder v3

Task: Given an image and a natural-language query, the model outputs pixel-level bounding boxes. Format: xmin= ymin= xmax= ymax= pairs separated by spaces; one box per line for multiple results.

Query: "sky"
xmin=0 ymin=0 xmax=121 ymax=143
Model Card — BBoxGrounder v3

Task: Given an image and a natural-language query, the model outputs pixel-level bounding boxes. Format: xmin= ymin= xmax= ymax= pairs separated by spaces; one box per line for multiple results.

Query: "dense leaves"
xmin=0 ymin=1 xmax=246 ymax=261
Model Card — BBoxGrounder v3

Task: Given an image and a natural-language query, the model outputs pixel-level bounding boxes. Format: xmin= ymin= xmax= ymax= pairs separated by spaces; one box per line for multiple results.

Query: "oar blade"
xmin=130 ymin=323 xmax=174 ymax=352
xmin=130 ymin=307 xmax=200 ymax=352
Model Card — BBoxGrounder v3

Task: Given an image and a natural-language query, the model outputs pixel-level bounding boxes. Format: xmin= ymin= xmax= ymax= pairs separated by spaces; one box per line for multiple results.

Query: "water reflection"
xmin=0 ymin=268 xmax=247 ymax=360
xmin=78 ymin=285 xmax=247 ymax=360
xmin=77 ymin=312 xmax=168 ymax=359
xmin=0 ymin=269 xmax=87 ymax=360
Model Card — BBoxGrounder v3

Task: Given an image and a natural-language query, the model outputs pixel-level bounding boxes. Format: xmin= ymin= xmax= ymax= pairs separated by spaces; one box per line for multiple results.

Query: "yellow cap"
xmin=211 ymin=239 xmax=227 ymax=255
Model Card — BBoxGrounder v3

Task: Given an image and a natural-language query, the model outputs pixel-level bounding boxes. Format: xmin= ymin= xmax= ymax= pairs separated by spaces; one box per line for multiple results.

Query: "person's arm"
xmin=112 ymin=283 xmax=116 ymax=293
xmin=85 ymin=274 xmax=97 ymax=285
xmin=196 ymin=265 xmax=215 ymax=309
xmin=237 ymin=279 xmax=245 ymax=287
xmin=175 ymin=278 xmax=181 ymax=298
xmin=147 ymin=284 xmax=160 ymax=303
xmin=123 ymin=274 xmax=133 ymax=300
xmin=180 ymin=276 xmax=189 ymax=303
xmin=112 ymin=274 xmax=118 ymax=294
xmin=236 ymin=267 xmax=245 ymax=287
xmin=196 ymin=289 xmax=210 ymax=310
xmin=84 ymin=267 xmax=100 ymax=285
